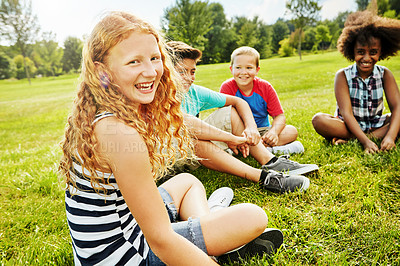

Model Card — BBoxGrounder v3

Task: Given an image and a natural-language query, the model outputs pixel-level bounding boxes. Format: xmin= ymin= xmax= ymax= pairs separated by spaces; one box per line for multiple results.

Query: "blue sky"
xmin=29 ymin=0 xmax=357 ymax=45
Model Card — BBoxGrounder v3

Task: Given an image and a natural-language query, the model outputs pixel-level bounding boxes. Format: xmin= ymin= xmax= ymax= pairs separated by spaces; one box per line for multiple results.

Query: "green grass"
xmin=1 ymin=52 xmax=399 ymax=265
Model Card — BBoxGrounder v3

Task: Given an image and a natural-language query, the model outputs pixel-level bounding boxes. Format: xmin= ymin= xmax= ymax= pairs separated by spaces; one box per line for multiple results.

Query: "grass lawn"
xmin=1 ymin=51 xmax=399 ymax=265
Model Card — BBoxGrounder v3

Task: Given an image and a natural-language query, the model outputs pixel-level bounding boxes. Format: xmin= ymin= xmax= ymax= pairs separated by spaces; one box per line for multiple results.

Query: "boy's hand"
xmin=380 ymin=136 xmax=396 ymax=151
xmin=262 ymin=131 xmax=279 ymax=147
xmin=243 ymin=128 xmax=261 ymax=146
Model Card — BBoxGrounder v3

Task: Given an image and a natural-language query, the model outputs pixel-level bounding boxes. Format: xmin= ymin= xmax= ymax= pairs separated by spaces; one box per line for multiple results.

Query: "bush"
xmin=278 ymin=38 xmax=295 ymax=57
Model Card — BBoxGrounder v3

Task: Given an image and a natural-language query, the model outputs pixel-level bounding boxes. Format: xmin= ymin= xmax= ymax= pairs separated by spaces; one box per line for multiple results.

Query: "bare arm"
xmin=381 ymin=68 xmax=400 ymax=151
xmin=335 ymin=70 xmax=379 ymax=153
xmin=262 ymin=113 xmax=286 ymax=147
xmin=224 ymin=95 xmax=260 ymax=146
xmin=184 ymin=114 xmax=249 ymax=157
xmin=95 ymin=118 xmax=217 ymax=265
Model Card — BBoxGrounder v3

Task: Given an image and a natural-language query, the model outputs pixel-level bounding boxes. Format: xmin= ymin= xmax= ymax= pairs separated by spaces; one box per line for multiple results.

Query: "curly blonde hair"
xmin=59 ymin=11 xmax=193 ymax=193
xmin=337 ymin=10 xmax=400 ymax=61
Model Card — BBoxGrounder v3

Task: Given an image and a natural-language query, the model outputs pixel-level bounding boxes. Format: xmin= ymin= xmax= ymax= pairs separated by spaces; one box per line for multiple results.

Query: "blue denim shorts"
xmin=146 ymin=187 xmax=207 ymax=265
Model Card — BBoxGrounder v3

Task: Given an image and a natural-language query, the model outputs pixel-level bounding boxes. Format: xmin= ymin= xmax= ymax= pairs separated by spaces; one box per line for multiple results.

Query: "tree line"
xmin=1 ymin=0 xmax=399 ymax=82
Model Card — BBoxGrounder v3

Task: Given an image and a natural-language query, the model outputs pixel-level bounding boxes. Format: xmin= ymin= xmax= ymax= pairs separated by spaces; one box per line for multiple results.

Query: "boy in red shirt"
xmin=220 ymin=46 xmax=304 ymax=154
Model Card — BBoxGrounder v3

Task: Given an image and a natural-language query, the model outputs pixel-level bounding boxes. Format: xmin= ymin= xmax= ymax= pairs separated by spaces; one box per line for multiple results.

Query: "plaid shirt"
xmin=336 ymin=64 xmax=386 ymax=132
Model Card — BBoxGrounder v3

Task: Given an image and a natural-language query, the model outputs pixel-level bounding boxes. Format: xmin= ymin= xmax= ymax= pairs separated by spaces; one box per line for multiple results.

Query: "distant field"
xmin=1 ymin=51 xmax=399 ymax=265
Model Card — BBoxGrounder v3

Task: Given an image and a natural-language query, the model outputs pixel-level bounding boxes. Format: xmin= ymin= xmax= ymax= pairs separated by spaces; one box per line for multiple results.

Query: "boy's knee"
xmin=286 ymin=125 xmax=298 ymax=137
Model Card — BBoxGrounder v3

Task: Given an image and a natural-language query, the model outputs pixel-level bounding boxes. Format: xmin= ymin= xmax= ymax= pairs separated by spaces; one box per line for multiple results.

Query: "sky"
xmin=28 ymin=0 xmax=357 ymax=46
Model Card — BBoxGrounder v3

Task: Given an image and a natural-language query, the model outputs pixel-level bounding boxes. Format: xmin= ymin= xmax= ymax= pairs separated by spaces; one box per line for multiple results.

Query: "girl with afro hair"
xmin=312 ymin=10 xmax=400 ymax=153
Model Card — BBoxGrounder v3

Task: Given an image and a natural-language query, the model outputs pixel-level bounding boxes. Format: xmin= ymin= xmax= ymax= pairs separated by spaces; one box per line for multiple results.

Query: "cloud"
xmin=220 ymin=0 xmax=287 ymax=23
xmin=249 ymin=0 xmax=287 ymax=24
xmin=320 ymin=0 xmax=357 ymax=20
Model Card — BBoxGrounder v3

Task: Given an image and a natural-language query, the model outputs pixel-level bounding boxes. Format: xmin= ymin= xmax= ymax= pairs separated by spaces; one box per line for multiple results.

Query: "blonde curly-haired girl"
xmin=59 ymin=11 xmax=283 ymax=265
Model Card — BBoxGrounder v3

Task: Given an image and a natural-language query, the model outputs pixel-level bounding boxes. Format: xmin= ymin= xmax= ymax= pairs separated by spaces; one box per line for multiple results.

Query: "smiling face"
xmin=176 ymin=58 xmax=197 ymax=92
xmin=354 ymin=37 xmax=381 ymax=79
xmin=230 ymin=54 xmax=260 ymax=93
xmin=105 ymin=31 xmax=163 ymax=105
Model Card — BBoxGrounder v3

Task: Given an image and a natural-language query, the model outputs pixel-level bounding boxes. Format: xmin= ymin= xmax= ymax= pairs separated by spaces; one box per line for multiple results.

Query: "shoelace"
xmin=279 ymin=155 xmax=300 ymax=166
xmin=264 ymin=171 xmax=284 ymax=189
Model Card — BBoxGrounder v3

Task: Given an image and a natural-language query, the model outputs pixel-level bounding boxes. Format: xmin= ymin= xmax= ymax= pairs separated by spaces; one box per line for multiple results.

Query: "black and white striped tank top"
xmin=65 ymin=112 xmax=148 ymax=265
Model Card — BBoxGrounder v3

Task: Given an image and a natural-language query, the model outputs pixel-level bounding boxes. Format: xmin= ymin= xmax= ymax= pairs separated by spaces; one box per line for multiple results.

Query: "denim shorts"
xmin=146 ymin=187 xmax=207 ymax=265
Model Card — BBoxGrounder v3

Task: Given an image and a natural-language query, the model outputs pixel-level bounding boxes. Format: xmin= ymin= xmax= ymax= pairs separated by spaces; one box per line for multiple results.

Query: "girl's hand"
xmin=363 ymin=139 xmax=380 ymax=154
xmin=237 ymin=143 xmax=250 ymax=158
xmin=380 ymin=136 xmax=396 ymax=151
xmin=227 ymin=135 xmax=249 ymax=157
xmin=262 ymin=131 xmax=279 ymax=147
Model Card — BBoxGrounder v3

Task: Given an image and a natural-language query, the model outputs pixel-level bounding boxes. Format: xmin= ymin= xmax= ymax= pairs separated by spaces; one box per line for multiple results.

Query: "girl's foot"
xmin=332 ymin=137 xmax=348 ymax=145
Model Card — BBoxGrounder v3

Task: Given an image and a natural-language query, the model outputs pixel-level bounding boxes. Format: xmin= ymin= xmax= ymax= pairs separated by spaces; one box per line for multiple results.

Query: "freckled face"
xmin=176 ymin=58 xmax=197 ymax=92
xmin=354 ymin=37 xmax=381 ymax=79
xmin=230 ymin=54 xmax=260 ymax=91
xmin=106 ymin=31 xmax=164 ymax=105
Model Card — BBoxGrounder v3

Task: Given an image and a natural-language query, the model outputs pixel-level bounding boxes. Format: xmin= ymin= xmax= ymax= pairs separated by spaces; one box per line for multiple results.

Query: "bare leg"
xmin=161 ymin=174 xmax=269 ymax=256
xmin=230 ymin=107 xmax=273 ymax=165
xmin=160 ymin=173 xmax=210 ymax=220
xmin=312 ymin=113 xmax=353 ymax=141
xmin=195 ymin=140 xmax=262 ymax=182
xmin=200 ymin=204 xmax=268 ymax=256
xmin=275 ymin=125 xmax=298 ymax=146
xmin=369 ymin=114 xmax=394 ymax=139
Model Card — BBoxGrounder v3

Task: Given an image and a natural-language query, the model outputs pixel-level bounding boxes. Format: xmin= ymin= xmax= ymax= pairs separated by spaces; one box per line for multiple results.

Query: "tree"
xmin=162 ymin=0 xmax=213 ymax=50
xmin=32 ymin=32 xmax=63 ymax=77
xmin=0 ymin=52 xmax=12 ymax=79
xmin=0 ymin=0 xmax=40 ymax=84
xmin=254 ymin=23 xmax=272 ymax=59
xmin=389 ymin=0 xmax=400 ymax=16
xmin=231 ymin=16 xmax=271 ymax=59
xmin=13 ymin=54 xmax=36 ymax=79
xmin=62 ymin=36 xmax=82 ymax=73
xmin=278 ymin=38 xmax=295 ymax=57
xmin=303 ymin=27 xmax=316 ymax=50
xmin=377 ymin=0 xmax=391 ymax=14
xmin=286 ymin=0 xmax=321 ymax=60
xmin=202 ymin=3 xmax=234 ymax=64
xmin=313 ymin=24 xmax=332 ymax=50
xmin=236 ymin=19 xmax=258 ymax=48
xmin=356 ymin=0 xmax=370 ymax=10
xmin=271 ymin=20 xmax=290 ymax=53
xmin=289 ymin=28 xmax=304 ymax=52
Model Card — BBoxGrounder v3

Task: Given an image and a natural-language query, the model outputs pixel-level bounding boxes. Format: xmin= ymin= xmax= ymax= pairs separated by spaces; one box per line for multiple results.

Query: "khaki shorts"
xmin=162 ymin=106 xmax=233 ymax=180
xmin=258 ymin=126 xmax=271 ymax=137
xmin=203 ymin=106 xmax=232 ymax=151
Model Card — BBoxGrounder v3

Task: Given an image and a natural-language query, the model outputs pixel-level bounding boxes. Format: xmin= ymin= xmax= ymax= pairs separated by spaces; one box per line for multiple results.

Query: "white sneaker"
xmin=207 ymin=187 xmax=234 ymax=212
xmin=266 ymin=141 xmax=304 ymax=154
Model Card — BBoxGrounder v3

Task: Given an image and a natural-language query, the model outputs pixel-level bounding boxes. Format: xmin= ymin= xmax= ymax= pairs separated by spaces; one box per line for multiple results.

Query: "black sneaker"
xmin=263 ymin=155 xmax=319 ymax=175
xmin=218 ymin=228 xmax=283 ymax=264
xmin=259 ymin=169 xmax=310 ymax=193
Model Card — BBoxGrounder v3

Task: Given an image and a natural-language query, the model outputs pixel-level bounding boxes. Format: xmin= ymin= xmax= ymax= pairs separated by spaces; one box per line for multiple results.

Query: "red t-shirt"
xmin=220 ymin=77 xmax=283 ymax=127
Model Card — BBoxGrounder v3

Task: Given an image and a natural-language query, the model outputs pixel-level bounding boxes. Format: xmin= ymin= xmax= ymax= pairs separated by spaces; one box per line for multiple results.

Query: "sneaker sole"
xmin=258 ymin=228 xmax=284 ymax=251
xmin=218 ymin=228 xmax=283 ymax=263
xmin=298 ymin=176 xmax=310 ymax=192
xmin=285 ymin=164 xmax=319 ymax=176
xmin=218 ymin=239 xmax=275 ymax=264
